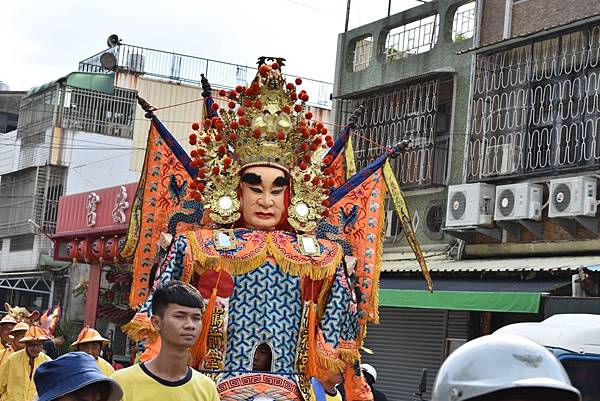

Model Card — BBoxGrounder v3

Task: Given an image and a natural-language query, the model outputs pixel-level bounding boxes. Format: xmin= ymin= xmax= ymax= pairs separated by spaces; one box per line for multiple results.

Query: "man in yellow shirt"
xmin=0 ymin=315 xmax=16 ymax=351
xmin=71 ymin=326 xmax=115 ymax=376
xmin=111 ymin=281 xmax=219 ymax=401
xmin=0 ymin=325 xmax=52 ymax=401
xmin=0 ymin=321 xmax=28 ymax=367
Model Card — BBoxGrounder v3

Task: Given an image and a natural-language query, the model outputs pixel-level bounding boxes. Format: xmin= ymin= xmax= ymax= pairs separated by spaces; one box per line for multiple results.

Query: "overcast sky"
xmin=1 ymin=0 xmax=425 ymax=91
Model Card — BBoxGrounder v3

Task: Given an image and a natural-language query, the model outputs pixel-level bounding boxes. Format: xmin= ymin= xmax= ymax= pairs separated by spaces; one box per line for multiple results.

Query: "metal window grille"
xmin=8 ymin=235 xmax=35 ymax=252
xmin=0 ymin=165 xmax=67 ymax=237
xmin=383 ymin=15 xmax=439 ymax=61
xmin=468 ymin=24 xmax=600 ymax=181
xmin=340 ymin=78 xmax=452 ymax=239
xmin=353 ymin=36 xmax=373 ymax=72
xmin=79 ymin=44 xmax=333 ymax=109
xmin=452 ymin=2 xmax=475 ymax=42
xmin=18 ymin=86 xmax=58 ymax=140
xmin=59 ymin=86 xmax=136 ymax=138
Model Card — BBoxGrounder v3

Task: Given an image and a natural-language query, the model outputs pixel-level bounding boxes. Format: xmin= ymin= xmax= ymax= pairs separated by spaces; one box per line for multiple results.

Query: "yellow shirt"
xmin=0 ymin=348 xmax=51 ymax=401
xmin=96 ymin=356 xmax=115 ymax=376
xmin=111 ymin=363 xmax=219 ymax=401
xmin=0 ymin=348 xmax=13 ymax=368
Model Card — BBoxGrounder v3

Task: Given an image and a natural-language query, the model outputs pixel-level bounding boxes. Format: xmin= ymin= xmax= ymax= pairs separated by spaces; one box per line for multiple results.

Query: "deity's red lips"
xmin=255 ymin=212 xmax=274 ymax=219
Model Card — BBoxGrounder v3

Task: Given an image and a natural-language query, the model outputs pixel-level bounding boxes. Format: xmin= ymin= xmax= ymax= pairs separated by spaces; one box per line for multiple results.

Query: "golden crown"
xmin=187 ymin=57 xmax=336 ymax=232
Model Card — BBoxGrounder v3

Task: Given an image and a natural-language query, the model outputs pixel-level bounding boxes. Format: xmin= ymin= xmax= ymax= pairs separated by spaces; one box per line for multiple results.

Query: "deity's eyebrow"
xmin=241 ymin=172 xmax=262 ymax=185
xmin=273 ymin=176 xmax=290 ymax=187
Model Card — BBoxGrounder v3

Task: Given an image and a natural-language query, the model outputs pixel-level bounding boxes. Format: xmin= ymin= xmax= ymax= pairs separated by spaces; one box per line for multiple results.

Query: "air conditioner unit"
xmin=483 ymin=143 xmax=518 ymax=176
xmin=548 ymin=176 xmax=597 ymax=218
xmin=494 ymin=182 xmax=543 ymax=221
xmin=446 ymin=183 xmax=495 ymax=227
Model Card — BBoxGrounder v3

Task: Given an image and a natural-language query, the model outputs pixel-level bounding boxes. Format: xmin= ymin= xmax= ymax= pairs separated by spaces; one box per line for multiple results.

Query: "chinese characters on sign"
xmin=86 ymin=192 xmax=100 ymax=227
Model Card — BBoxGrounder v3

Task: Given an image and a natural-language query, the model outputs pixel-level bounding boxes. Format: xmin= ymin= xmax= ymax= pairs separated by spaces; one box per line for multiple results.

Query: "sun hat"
xmin=19 ymin=325 xmax=52 ymax=343
xmin=0 ymin=315 xmax=17 ymax=325
xmin=71 ymin=326 xmax=109 ymax=347
xmin=34 ymin=352 xmax=123 ymax=401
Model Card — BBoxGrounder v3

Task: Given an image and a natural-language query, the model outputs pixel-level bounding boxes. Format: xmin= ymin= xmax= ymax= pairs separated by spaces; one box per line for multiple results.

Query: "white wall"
xmin=63 ymin=130 xmax=141 ymax=195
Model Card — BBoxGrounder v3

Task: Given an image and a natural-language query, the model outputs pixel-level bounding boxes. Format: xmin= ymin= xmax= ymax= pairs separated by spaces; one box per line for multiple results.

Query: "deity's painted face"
xmin=240 ymin=166 xmax=288 ymax=230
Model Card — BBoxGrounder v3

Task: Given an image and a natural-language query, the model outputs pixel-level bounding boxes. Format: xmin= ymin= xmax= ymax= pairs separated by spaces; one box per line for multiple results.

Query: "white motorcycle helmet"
xmin=431 ymin=334 xmax=581 ymax=401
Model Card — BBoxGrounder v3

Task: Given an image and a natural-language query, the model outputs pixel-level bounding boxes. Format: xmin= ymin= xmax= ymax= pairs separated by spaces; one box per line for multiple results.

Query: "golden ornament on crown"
xmin=187 ymin=57 xmax=337 ymax=232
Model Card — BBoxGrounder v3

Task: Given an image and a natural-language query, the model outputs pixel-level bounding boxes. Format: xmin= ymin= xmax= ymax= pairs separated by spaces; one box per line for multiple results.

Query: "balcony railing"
xmin=79 ymin=44 xmax=333 ymax=109
xmin=467 ymin=24 xmax=600 ymax=181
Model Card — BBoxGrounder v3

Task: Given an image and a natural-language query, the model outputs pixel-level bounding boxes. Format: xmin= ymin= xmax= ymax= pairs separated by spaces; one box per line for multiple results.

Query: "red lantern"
xmin=104 ymin=237 xmax=119 ymax=260
xmin=91 ymin=238 xmax=105 ymax=259
xmin=66 ymin=240 xmax=78 ymax=260
xmin=77 ymin=240 xmax=88 ymax=260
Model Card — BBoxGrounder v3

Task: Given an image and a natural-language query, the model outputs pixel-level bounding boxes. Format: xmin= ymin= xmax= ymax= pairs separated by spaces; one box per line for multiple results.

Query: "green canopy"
xmin=379 ymin=289 xmax=541 ymax=313
xmin=27 ymin=72 xmax=115 ymax=96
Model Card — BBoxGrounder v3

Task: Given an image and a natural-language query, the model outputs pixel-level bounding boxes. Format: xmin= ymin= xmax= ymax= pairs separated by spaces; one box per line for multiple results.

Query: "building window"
xmin=341 ymin=77 xmax=452 ymax=192
xmin=9 ymin=234 xmax=35 ymax=252
xmin=452 ymin=2 xmax=475 ymax=42
xmin=383 ymin=15 xmax=439 ymax=61
xmin=352 ymin=36 xmax=373 ymax=72
xmin=468 ymin=24 xmax=600 ymax=181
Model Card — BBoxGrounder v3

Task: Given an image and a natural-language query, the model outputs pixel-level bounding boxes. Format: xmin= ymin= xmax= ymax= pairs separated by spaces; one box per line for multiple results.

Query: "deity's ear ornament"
xmin=187 ymin=57 xmax=336 ymax=231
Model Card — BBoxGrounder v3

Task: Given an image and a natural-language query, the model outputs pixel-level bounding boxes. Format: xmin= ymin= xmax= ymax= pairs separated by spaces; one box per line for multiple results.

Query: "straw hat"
xmin=71 ymin=326 xmax=109 ymax=347
xmin=9 ymin=322 xmax=29 ymax=333
xmin=0 ymin=315 xmax=17 ymax=325
xmin=19 ymin=325 xmax=52 ymax=343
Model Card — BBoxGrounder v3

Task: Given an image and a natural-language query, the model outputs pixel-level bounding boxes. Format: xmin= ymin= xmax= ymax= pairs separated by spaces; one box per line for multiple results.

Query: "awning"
xmin=27 ymin=72 xmax=115 ymax=96
xmin=378 ymin=278 xmax=569 ymax=313
xmin=380 ymin=289 xmax=540 ymax=313
xmin=382 ymin=254 xmax=600 ymax=273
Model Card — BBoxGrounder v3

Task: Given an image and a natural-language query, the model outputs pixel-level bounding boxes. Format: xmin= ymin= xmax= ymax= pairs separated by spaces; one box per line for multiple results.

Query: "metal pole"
xmin=345 ymin=0 xmax=351 ymax=32
xmin=388 ymin=0 xmax=391 ymax=17
xmin=48 ymin=278 xmax=55 ymax=309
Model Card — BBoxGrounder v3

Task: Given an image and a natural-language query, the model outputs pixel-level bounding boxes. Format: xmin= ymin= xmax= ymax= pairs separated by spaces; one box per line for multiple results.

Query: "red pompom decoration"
xmin=218 ymin=145 xmax=226 ymax=154
xmin=282 ymin=105 xmax=291 ymax=114
xmin=303 ymin=154 xmax=312 ymax=163
xmin=271 ymin=62 xmax=280 ymax=70
xmin=202 ymin=135 xmax=211 ymax=144
xmin=301 ymin=94 xmax=309 ymax=102
xmin=230 ymin=121 xmax=239 ymax=129
xmin=309 ymin=128 xmax=318 ymax=136
xmin=291 ymin=92 xmax=298 ymax=101
xmin=304 ymin=174 xmax=312 ymax=182
xmin=310 ymin=143 xmax=319 ymax=151
xmin=305 ymin=112 xmax=313 ymax=120
xmin=198 ymin=170 xmax=206 ymax=179
xmin=238 ymin=117 xmax=248 ymax=126
xmin=189 ymin=133 xmax=197 ymax=141
xmin=254 ymin=100 xmax=262 ymax=109
xmin=299 ymin=162 xmax=308 ymax=170
xmin=218 ymin=89 xmax=227 ymax=97
xmin=189 ymin=138 xmax=197 ymax=146
xmin=276 ymin=132 xmax=285 ymax=141
xmin=215 ymin=134 xmax=223 ymax=141
xmin=191 ymin=122 xmax=200 ymax=131
xmin=211 ymin=103 xmax=220 ymax=111
xmin=286 ymin=83 xmax=295 ymax=91
xmin=294 ymin=104 xmax=302 ymax=113
xmin=323 ymin=155 xmax=333 ymax=165
xmin=300 ymin=143 xmax=309 ymax=150
xmin=237 ymin=108 xmax=246 ymax=117
xmin=235 ymin=85 xmax=244 ymax=94
xmin=322 ymin=209 xmax=330 ymax=217
xmin=323 ymin=167 xmax=333 ymax=175
xmin=189 ymin=180 xmax=198 ymax=190
xmin=322 ymin=199 xmax=330 ymax=207
xmin=203 ymin=119 xmax=212 ymax=128
xmin=197 ymin=182 xmax=206 ymax=192
xmin=316 ymin=122 xmax=324 ymax=130
xmin=259 ymin=64 xmax=271 ymax=76
xmin=228 ymin=133 xmax=238 ymax=141
xmin=190 ymin=149 xmax=198 ymax=158
xmin=228 ymin=101 xmax=236 ymax=109
xmin=313 ymin=137 xmax=322 ymax=145
xmin=295 ymin=77 xmax=303 ymax=85
xmin=223 ymin=156 xmax=232 ymax=166
xmin=243 ymin=99 xmax=253 ymax=108
xmin=321 ymin=127 xmax=328 ymax=135
xmin=312 ymin=177 xmax=320 ymax=185
xmin=216 ymin=122 xmax=225 ymax=131
xmin=252 ymin=128 xmax=262 ymax=138
xmin=198 ymin=148 xmax=207 ymax=156
xmin=212 ymin=166 xmax=220 ymax=175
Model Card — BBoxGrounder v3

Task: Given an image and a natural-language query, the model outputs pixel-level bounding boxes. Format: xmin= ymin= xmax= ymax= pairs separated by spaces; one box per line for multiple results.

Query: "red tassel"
xmin=306 ymin=302 xmax=318 ymax=377
xmin=191 ymin=288 xmax=218 ymax=363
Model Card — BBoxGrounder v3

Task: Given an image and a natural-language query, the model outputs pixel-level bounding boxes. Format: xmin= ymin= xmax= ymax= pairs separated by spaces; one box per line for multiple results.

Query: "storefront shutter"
xmin=361 ymin=308 xmax=470 ymax=401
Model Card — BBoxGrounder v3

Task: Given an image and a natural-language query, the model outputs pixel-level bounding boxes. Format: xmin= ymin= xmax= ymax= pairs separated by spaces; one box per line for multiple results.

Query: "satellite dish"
xmin=100 ymin=52 xmax=118 ymax=71
xmin=107 ymin=34 xmax=121 ymax=48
